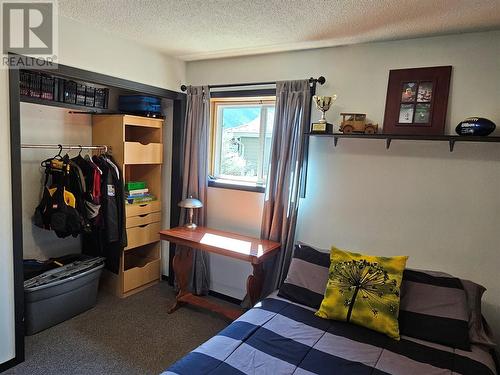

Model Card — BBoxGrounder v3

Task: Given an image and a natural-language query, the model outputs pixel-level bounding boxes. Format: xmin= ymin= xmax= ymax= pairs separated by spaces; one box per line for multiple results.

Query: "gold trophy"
xmin=311 ymin=95 xmax=337 ymax=134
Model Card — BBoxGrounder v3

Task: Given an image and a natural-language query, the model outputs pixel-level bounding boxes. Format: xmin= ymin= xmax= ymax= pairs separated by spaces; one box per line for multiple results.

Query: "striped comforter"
xmin=164 ymin=293 xmax=497 ymax=375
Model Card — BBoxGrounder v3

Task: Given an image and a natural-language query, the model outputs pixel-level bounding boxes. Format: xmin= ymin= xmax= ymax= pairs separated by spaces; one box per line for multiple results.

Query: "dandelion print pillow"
xmin=316 ymin=246 xmax=408 ymax=340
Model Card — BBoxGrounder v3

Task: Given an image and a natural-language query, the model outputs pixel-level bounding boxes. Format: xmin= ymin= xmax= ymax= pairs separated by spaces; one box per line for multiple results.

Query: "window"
xmin=210 ymin=97 xmax=275 ymax=188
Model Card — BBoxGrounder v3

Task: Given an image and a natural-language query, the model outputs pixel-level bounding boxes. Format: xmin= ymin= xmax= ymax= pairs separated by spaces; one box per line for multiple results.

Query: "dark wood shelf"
xmin=20 ymin=95 xmax=111 ymax=113
xmin=306 ymin=132 xmax=500 ymax=152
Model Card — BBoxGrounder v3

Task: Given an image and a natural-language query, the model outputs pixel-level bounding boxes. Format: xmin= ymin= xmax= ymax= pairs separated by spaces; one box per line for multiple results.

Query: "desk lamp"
xmin=178 ymin=196 xmax=203 ymax=229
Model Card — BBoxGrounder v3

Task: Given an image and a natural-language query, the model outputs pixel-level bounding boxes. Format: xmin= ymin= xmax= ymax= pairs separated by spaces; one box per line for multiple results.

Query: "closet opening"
xmin=7 ymin=57 xmax=186 ymax=369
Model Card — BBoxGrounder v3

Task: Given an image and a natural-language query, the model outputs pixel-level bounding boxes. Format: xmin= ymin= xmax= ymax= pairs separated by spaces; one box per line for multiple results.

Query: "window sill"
xmin=208 ymin=179 xmax=266 ymax=193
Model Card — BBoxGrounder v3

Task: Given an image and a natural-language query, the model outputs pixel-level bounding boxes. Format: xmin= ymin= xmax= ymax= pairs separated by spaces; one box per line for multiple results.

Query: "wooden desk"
xmin=160 ymin=226 xmax=280 ymax=320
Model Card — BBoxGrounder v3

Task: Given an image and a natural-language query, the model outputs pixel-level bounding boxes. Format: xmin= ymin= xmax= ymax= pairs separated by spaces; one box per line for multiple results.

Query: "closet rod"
xmin=21 ymin=144 xmax=109 ymax=153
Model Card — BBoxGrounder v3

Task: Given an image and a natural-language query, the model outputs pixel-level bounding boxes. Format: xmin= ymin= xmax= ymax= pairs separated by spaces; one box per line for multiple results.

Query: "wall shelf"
xmin=306 ymin=133 xmax=500 ymax=152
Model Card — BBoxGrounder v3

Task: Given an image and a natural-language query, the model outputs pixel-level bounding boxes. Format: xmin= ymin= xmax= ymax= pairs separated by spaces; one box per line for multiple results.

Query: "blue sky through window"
xmin=222 ymin=107 xmax=260 ymax=128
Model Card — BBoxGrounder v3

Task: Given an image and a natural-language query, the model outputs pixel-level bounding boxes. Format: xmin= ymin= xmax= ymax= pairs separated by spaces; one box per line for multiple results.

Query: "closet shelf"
xmin=306 ymin=133 xmax=500 ymax=152
xmin=21 ymin=95 xmax=111 ymax=114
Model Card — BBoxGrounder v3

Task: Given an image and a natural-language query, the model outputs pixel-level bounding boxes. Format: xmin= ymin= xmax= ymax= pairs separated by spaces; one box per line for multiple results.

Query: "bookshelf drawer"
xmin=125 ymin=222 xmax=161 ymax=250
xmin=124 ymin=142 xmax=162 ymax=164
xmin=126 ymin=200 xmax=161 ymax=217
xmin=123 ymin=245 xmax=160 ymax=292
xmin=126 ymin=212 xmax=162 ymax=229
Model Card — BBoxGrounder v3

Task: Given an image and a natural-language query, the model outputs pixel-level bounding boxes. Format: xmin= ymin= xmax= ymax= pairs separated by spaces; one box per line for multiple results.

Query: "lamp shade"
xmin=178 ymin=196 xmax=203 ymax=209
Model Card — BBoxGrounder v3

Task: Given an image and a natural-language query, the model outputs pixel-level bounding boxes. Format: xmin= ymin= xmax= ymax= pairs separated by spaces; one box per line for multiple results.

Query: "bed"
xmin=164 ymin=244 xmax=497 ymax=375
xmin=163 ymin=291 xmax=496 ymax=375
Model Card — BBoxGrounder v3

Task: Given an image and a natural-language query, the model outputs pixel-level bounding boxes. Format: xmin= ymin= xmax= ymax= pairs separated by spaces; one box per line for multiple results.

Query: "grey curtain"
xmin=260 ymin=80 xmax=311 ymax=296
xmin=179 ymin=85 xmax=210 ymax=295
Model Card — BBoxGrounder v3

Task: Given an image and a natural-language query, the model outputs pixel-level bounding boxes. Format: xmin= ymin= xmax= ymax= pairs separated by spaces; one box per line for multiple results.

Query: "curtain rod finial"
xmin=180 ymin=84 xmax=187 ymax=92
xmin=317 ymin=76 xmax=326 ymax=85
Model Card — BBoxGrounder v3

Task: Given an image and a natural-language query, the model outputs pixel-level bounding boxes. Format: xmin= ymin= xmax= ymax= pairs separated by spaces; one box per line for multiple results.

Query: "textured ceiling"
xmin=59 ymin=0 xmax=500 ymax=61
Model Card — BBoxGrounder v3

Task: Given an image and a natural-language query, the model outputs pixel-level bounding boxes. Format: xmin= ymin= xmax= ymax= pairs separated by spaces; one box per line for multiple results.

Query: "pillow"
xmin=398 ymin=269 xmax=471 ymax=350
xmin=278 ymin=243 xmax=330 ymax=309
xmin=316 ymin=246 xmax=408 ymax=340
xmin=460 ymin=279 xmax=496 ymax=348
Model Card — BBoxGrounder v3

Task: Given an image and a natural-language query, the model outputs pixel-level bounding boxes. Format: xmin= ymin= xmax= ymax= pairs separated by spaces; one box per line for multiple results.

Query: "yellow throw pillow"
xmin=316 ymin=246 xmax=408 ymax=340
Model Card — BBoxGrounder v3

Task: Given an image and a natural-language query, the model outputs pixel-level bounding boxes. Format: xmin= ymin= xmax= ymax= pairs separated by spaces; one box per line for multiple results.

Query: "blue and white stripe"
xmin=163 ymin=293 xmax=496 ymax=375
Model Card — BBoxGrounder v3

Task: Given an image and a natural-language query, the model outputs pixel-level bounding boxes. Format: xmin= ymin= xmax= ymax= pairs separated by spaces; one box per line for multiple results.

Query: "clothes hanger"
xmin=72 ymin=145 xmax=86 ymax=162
xmin=55 ymin=144 xmax=63 ymax=160
xmin=85 ymin=151 xmax=103 ymax=175
xmin=71 ymin=145 xmax=80 ymax=160
xmin=40 ymin=144 xmax=63 ymax=168
xmin=100 ymin=146 xmax=108 ymax=159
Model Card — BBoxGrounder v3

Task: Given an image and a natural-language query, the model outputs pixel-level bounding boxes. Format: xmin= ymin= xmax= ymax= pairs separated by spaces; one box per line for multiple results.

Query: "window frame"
xmin=209 ymin=96 xmax=276 ymax=192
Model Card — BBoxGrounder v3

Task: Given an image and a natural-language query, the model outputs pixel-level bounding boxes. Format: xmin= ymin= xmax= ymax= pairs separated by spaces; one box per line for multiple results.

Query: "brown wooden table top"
xmin=160 ymin=226 xmax=280 ymax=264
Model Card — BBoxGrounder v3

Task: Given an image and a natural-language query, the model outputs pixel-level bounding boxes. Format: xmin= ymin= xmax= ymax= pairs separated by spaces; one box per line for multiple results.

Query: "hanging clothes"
xmin=68 ymin=159 xmax=91 ymax=234
xmin=81 ymin=154 xmax=126 ymax=274
xmin=107 ymin=155 xmax=127 ymax=249
xmin=94 ymin=155 xmax=119 ymax=242
xmin=33 ymin=154 xmax=86 ymax=238
xmin=33 ymin=149 xmax=126 ymax=274
xmin=72 ymin=154 xmax=102 ymax=226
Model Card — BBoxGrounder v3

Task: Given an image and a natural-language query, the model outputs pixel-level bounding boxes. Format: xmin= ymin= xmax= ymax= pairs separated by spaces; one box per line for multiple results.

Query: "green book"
xmin=125 ymin=181 xmax=146 ymax=191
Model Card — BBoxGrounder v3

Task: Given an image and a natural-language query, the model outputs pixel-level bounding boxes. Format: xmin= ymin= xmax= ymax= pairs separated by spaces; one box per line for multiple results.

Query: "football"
xmin=455 ymin=117 xmax=496 ymax=136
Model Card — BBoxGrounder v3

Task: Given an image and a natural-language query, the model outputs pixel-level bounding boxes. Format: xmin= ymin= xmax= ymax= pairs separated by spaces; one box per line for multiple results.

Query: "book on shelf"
xmin=125 ymin=194 xmax=156 ymax=205
xmin=126 ymin=188 xmax=149 ymax=196
xmin=125 ymin=193 xmax=150 ymax=200
xmin=125 ymin=181 xmax=146 ymax=191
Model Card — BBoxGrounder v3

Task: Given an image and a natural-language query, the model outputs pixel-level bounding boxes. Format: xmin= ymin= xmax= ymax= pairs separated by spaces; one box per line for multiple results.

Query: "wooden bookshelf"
xmin=93 ymin=114 xmax=163 ymax=297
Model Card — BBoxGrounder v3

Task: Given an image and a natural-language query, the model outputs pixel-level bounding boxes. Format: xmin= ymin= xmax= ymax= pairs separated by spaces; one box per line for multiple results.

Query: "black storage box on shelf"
xmin=20 ymin=70 xmax=30 ymax=96
xmin=19 ymin=70 xmax=109 ymax=110
xmin=29 ymin=72 xmax=41 ymax=98
xmin=94 ymin=88 xmax=108 ymax=109
xmin=40 ymin=74 xmax=55 ymax=101
xmin=64 ymin=80 xmax=77 ymax=104
xmin=119 ymin=95 xmax=162 ymax=117
xmin=76 ymin=83 xmax=86 ymax=105
xmin=85 ymin=87 xmax=95 ymax=107
xmin=54 ymin=77 xmax=64 ymax=102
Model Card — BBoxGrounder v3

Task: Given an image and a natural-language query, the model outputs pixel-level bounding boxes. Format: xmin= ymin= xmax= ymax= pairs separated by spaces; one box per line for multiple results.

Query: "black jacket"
xmin=81 ymin=155 xmax=126 ymax=274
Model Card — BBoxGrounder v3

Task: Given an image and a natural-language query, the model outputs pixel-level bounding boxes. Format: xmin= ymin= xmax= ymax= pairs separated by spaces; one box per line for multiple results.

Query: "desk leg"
xmin=168 ymin=247 xmax=193 ymax=314
xmin=247 ymin=263 xmax=264 ymax=307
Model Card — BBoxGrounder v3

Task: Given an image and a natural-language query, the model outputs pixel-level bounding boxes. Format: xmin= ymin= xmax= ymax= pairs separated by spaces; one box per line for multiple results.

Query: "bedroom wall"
xmin=186 ymin=30 xmax=500 ymax=337
xmin=206 ymin=188 xmax=263 ymax=298
xmin=0 ymin=15 xmax=185 ymax=366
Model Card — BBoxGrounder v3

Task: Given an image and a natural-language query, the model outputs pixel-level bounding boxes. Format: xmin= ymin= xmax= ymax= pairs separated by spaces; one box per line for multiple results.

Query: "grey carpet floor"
xmin=5 ymin=282 xmax=234 ymax=375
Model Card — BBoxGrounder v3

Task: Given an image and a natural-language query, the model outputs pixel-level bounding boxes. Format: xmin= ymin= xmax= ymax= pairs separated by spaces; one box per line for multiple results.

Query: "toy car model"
xmin=339 ymin=113 xmax=378 ymax=134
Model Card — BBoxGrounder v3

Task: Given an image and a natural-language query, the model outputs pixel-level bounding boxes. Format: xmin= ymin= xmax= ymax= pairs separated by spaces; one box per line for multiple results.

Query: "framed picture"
xmin=383 ymin=66 xmax=452 ymax=135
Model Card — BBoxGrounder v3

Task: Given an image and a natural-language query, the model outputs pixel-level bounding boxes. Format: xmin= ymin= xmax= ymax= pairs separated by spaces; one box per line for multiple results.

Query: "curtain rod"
xmin=180 ymin=76 xmax=326 ymax=92
xmin=21 ymin=144 xmax=109 ymax=153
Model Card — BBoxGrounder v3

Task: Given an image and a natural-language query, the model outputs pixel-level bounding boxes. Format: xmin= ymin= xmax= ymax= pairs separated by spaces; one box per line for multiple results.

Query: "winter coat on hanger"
xmin=33 ymin=155 xmax=86 ymax=238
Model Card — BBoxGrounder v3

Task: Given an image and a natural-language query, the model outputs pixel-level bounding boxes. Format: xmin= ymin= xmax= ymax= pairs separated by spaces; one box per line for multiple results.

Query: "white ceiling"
xmin=59 ymin=0 xmax=500 ymax=61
